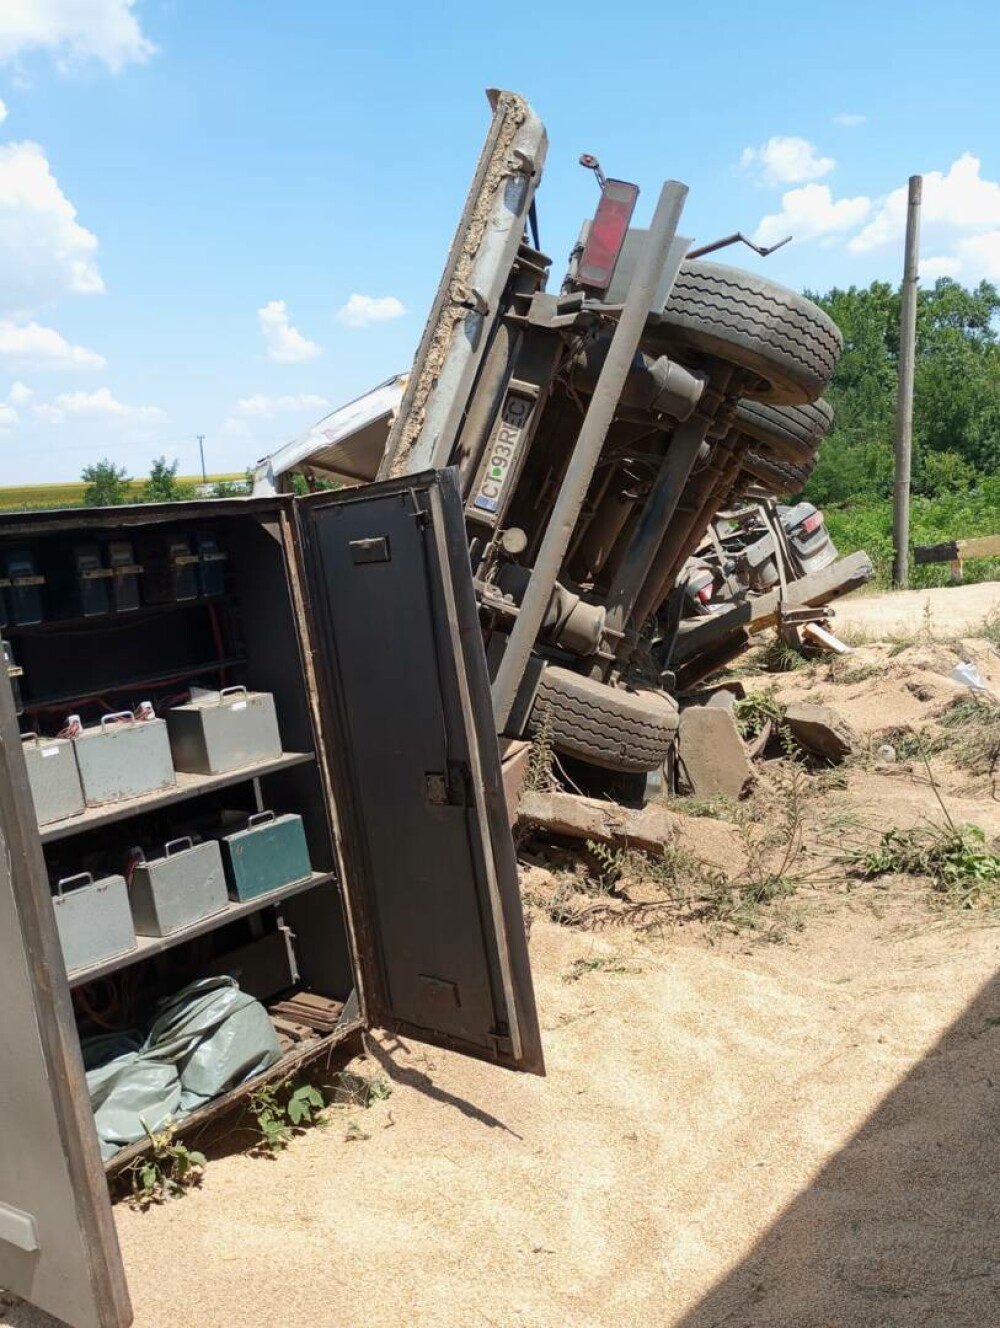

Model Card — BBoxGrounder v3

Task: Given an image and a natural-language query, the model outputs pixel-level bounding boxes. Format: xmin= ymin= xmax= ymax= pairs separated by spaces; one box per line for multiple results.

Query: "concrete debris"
xmin=518 ymin=790 xmax=679 ymax=854
xmin=677 ymin=706 xmax=755 ymax=800
xmin=705 ymin=689 xmax=738 ymax=713
xmin=783 ymin=701 xmax=858 ymax=762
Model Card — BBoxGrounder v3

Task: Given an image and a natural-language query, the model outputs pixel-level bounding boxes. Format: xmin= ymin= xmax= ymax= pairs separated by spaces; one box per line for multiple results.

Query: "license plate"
xmin=471 ymin=392 xmax=532 ymax=518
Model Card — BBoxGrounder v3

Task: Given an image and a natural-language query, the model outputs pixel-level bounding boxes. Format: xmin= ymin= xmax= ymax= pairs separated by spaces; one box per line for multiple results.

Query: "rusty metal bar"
xmin=491 ymin=180 xmax=689 ymax=730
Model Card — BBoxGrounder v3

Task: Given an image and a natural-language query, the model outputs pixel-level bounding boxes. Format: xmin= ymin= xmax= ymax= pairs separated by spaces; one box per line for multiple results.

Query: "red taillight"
xmin=797 ymin=512 xmax=823 ymax=534
xmin=697 ymin=584 xmax=713 ymax=604
xmin=578 ymin=179 xmax=639 ymax=289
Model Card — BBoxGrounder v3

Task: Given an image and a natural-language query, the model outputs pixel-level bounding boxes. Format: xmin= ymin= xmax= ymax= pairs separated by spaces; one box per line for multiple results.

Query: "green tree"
xmin=142 ymin=457 xmax=194 ymax=503
xmin=804 ymin=277 xmax=1000 ymax=506
xmin=81 ymin=459 xmax=131 ymax=506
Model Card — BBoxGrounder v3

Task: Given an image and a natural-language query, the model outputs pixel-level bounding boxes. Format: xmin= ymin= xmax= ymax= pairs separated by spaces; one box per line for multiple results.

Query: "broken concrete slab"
xmin=705 ymin=689 xmax=737 ymax=713
xmin=783 ymin=701 xmax=858 ymax=762
xmin=517 ymin=790 xmax=679 ymax=854
xmin=677 ymin=706 xmax=755 ymax=800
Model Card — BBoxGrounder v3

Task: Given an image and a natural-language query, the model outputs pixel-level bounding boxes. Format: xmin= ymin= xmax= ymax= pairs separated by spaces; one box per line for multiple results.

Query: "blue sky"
xmin=2 ymin=0 xmax=999 ymax=484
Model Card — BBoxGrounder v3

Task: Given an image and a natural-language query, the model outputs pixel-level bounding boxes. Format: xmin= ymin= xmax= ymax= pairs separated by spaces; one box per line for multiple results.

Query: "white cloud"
xmin=753 ymin=183 xmax=871 ymax=247
xmin=850 ymin=155 xmax=1000 ymax=254
xmin=35 ymin=386 xmax=166 ymax=426
xmin=0 ymin=140 xmax=104 ymax=314
xmin=0 ymin=98 xmax=7 ymax=124
xmin=0 ymin=401 xmax=18 ymax=427
xmin=0 ymin=1 xmax=154 ymax=73
xmin=833 ymin=113 xmax=866 ymax=128
xmin=739 ymin=136 xmax=835 ymax=187
xmin=919 ymin=232 xmax=1000 ymax=284
xmin=920 ymin=255 xmax=961 ymax=280
xmin=0 ymin=319 xmax=105 ymax=370
xmin=257 ymin=300 xmax=321 ymax=363
xmin=336 ymin=293 xmax=406 ymax=328
xmin=8 ymin=380 xmax=32 ymax=406
xmin=236 ymin=393 xmax=330 ymax=417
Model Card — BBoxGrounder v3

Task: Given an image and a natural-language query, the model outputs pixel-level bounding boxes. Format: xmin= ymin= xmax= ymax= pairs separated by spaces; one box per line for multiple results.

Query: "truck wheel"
xmin=658 ymin=261 xmax=842 ymax=405
xmin=739 ymin=449 xmax=818 ymax=496
xmin=527 ymin=665 xmax=678 ymax=773
xmin=734 ymin=397 xmax=833 ymax=466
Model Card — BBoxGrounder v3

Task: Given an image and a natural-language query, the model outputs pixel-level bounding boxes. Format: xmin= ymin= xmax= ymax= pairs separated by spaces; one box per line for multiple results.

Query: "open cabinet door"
xmin=297 ymin=468 xmax=544 ymax=1074
xmin=0 ymin=681 xmax=132 ymax=1326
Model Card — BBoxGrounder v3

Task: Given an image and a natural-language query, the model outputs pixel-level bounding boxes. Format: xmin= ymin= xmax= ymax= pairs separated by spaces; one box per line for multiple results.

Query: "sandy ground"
xmin=6 ymin=588 xmax=1000 ymax=1328
xmin=836 ymin=580 xmax=1000 ymax=638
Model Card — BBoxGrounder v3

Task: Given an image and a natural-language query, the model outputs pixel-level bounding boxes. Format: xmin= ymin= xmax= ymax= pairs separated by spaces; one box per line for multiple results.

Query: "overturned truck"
xmin=257 ymin=89 xmax=862 ymax=786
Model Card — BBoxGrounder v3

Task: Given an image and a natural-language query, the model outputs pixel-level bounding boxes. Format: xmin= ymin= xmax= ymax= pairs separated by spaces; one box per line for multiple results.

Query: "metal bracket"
xmin=777 ymin=605 xmax=831 ymax=627
xmin=687 ymin=231 xmax=792 ymax=261
xmin=507 ymin=146 xmax=537 ymax=175
xmin=406 ymin=491 xmax=431 ymax=527
xmin=579 ymin=153 xmax=607 ymax=190
xmin=452 ymin=282 xmax=489 ymax=315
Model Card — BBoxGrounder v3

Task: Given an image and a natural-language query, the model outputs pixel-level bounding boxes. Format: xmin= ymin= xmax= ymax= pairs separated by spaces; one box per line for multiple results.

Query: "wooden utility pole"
xmin=893 ymin=175 xmax=922 ymax=589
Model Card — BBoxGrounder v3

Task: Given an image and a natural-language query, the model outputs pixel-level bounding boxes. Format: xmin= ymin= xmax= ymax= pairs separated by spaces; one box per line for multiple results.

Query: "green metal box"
xmin=211 ymin=811 xmax=311 ymax=902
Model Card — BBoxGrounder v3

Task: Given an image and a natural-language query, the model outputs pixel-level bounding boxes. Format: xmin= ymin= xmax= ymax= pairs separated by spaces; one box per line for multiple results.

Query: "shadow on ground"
xmin=677 ymin=966 xmax=1000 ymax=1327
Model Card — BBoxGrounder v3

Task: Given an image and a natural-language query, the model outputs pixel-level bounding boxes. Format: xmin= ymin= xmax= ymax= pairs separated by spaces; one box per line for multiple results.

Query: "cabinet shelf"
xmin=40 ymin=750 xmax=315 ymax=843
xmin=67 ymin=869 xmax=336 ymax=988
xmin=4 ymin=596 xmax=231 ymax=638
xmin=21 ymin=654 xmax=247 ymax=714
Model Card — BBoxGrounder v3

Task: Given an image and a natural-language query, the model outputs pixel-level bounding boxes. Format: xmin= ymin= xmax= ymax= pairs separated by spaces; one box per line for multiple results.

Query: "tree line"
xmin=81 ymin=457 xmax=249 ymax=505
xmin=805 ymin=277 xmax=1000 ymax=505
xmin=802 ymin=277 xmax=1000 ymax=586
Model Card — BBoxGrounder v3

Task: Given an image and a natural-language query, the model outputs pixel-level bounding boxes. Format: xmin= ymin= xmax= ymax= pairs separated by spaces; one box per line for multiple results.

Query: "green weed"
xmin=563 ymin=955 xmax=643 ymax=982
xmin=759 ymin=639 xmax=810 ymax=673
xmin=733 ymin=687 xmax=784 ymax=739
xmin=249 ymin=1080 xmax=325 ymax=1155
xmin=126 ymin=1121 xmax=206 ymax=1209
xmin=848 ymin=822 xmax=1000 ymax=907
xmin=523 ymin=704 xmax=556 ymax=794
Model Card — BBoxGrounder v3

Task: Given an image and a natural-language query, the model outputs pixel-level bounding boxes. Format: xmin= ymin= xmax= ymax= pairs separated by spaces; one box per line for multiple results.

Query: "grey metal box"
xmin=72 ymin=712 xmax=176 ymax=806
xmin=130 ymin=837 xmax=228 ymax=937
xmin=51 ymin=873 xmax=136 ymax=975
xmin=21 ymin=735 xmax=85 ymax=826
xmin=166 ymin=687 xmax=282 ymax=775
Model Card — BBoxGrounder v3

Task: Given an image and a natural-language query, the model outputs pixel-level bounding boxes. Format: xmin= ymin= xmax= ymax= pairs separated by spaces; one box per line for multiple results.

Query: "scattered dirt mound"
xmin=753 ymin=636 xmax=1000 ymax=743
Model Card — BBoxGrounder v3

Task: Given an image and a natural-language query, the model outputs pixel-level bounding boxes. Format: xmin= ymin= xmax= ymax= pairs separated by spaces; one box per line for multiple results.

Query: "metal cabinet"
xmin=0 ymin=469 xmax=542 ymax=1328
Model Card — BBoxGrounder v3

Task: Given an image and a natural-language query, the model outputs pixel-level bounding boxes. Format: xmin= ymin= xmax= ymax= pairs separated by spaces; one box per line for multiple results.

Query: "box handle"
xmin=164 ymin=836 xmax=194 ymax=857
xmin=100 ymin=710 xmax=135 ymax=730
xmin=246 ymin=811 xmax=275 ymax=828
xmin=20 ymin=732 xmax=39 ymax=748
xmin=54 ymin=873 xmax=94 ymax=897
xmin=219 ymin=685 xmax=248 ymax=705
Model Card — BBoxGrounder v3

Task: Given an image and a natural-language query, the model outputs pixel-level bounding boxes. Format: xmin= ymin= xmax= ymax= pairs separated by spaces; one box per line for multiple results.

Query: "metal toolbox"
xmin=167 ymin=687 xmax=282 ymax=774
xmin=72 ymin=711 xmax=176 ymax=806
xmin=106 ymin=539 xmax=142 ymax=613
xmin=73 ymin=544 xmax=112 ymax=618
xmin=2 ymin=547 xmax=45 ymax=625
xmin=51 ymin=873 xmax=136 ymax=974
xmin=211 ymin=810 xmax=312 ymax=902
xmin=138 ymin=533 xmax=200 ymax=603
xmin=129 ymin=837 xmax=228 ymax=937
xmin=195 ymin=534 xmax=227 ymax=597
xmin=22 ymin=734 xmax=85 ymax=826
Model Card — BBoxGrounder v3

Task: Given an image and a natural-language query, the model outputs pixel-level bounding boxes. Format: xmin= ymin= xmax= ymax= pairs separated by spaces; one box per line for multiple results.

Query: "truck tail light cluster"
xmin=578 ymin=179 xmax=639 ymax=290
